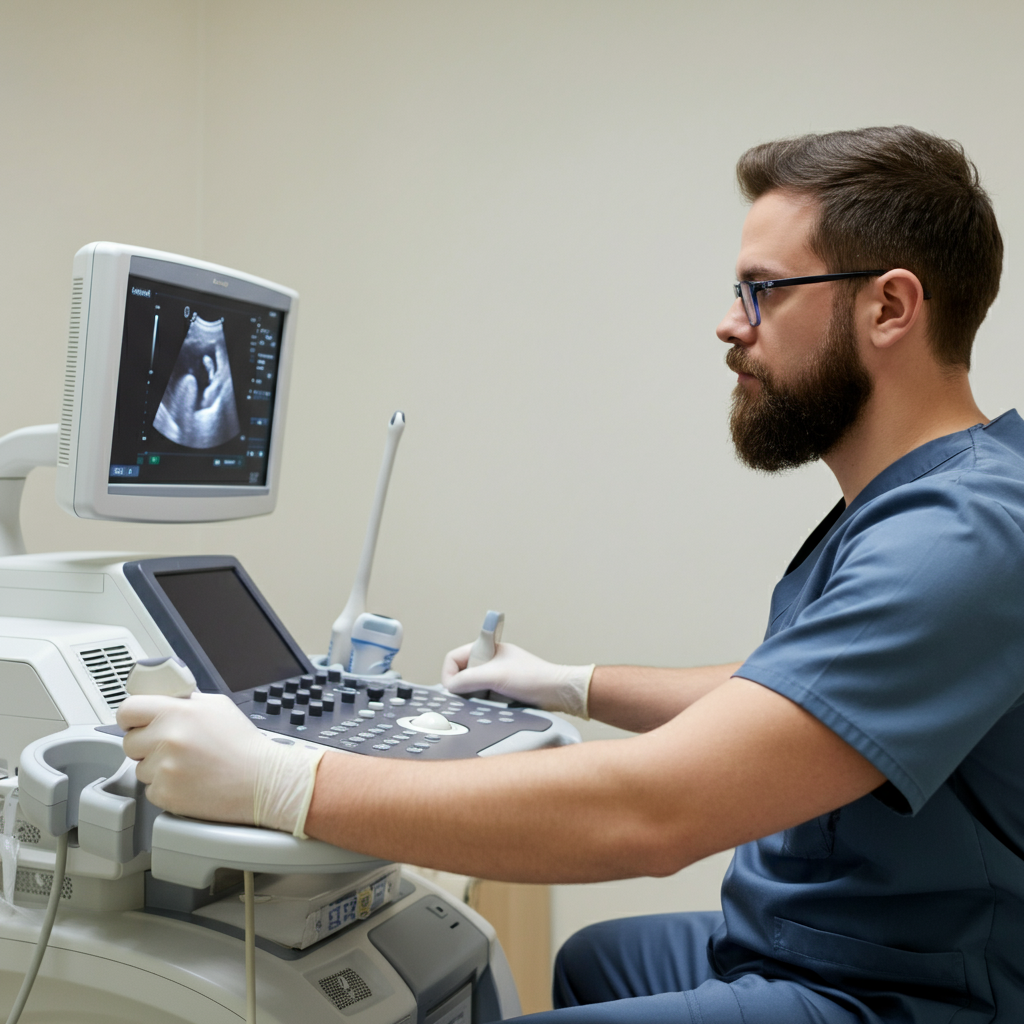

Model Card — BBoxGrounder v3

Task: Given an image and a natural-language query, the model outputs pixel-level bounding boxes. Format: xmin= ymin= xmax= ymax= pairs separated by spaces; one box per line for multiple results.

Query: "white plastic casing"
xmin=55 ymin=242 xmax=299 ymax=523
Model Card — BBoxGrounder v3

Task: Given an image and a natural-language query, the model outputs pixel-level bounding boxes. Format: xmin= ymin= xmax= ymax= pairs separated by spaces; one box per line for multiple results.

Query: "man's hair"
xmin=736 ymin=126 xmax=1002 ymax=368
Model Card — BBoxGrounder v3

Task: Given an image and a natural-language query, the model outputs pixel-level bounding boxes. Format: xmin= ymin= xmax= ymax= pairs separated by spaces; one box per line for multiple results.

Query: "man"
xmin=119 ymin=126 xmax=1024 ymax=1023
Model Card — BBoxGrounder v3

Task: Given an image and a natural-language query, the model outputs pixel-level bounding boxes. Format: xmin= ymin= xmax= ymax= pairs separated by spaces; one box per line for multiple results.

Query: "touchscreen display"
xmin=109 ymin=273 xmax=285 ymax=487
xmin=155 ymin=567 xmax=306 ymax=692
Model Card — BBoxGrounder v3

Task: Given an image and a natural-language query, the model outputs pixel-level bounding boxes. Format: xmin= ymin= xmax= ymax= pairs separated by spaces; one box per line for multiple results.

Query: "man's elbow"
xmin=616 ymin=816 xmax=718 ymax=879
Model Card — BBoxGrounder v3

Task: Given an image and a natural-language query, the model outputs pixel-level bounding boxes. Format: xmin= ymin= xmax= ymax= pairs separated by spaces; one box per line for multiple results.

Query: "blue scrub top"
xmin=710 ymin=411 xmax=1024 ymax=1023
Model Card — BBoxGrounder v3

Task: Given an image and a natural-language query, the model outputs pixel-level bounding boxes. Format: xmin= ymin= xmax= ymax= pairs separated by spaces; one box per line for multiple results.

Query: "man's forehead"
xmin=735 ymin=190 xmax=823 ymax=279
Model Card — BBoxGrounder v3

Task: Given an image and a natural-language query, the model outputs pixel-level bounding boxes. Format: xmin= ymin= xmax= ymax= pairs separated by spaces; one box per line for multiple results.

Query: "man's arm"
xmin=443 ymin=641 xmax=742 ymax=731
xmin=587 ymin=662 xmax=742 ymax=732
xmin=304 ymin=675 xmax=885 ymax=883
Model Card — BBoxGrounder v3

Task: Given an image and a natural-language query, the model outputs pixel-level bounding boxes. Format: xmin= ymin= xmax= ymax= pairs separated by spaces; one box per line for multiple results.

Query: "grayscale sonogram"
xmin=153 ymin=315 xmax=241 ymax=449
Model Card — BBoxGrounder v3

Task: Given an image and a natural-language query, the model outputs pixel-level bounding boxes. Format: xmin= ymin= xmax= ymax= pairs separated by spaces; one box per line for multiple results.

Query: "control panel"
xmin=240 ymin=673 xmax=551 ymax=759
xmin=124 ymin=555 xmax=568 ymax=762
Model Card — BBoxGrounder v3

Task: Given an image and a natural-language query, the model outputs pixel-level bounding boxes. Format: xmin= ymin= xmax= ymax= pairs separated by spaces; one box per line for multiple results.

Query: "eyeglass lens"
xmin=738 ymin=282 xmax=758 ymax=326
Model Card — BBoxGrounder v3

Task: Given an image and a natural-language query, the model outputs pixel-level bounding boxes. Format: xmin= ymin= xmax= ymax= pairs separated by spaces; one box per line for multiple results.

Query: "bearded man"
xmin=120 ymin=126 xmax=1023 ymax=1024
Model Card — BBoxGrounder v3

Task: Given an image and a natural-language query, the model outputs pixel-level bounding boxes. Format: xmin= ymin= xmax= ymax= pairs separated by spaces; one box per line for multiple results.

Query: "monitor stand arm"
xmin=0 ymin=424 xmax=59 ymax=557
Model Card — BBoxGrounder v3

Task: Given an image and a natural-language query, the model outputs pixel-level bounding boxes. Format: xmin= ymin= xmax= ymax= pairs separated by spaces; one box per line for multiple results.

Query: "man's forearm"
xmin=304 ymin=738 xmax=682 ymax=884
xmin=587 ymin=661 xmax=743 ymax=731
xmin=302 ymin=676 xmax=885 ymax=884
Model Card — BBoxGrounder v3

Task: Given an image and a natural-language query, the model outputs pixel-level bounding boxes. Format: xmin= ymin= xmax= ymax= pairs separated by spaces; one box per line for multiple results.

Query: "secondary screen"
xmin=109 ymin=273 xmax=285 ymax=487
xmin=155 ymin=567 xmax=306 ymax=692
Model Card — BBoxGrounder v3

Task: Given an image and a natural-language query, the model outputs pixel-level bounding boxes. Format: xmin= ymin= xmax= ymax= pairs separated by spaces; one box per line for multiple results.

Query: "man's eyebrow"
xmin=735 ymin=264 xmax=781 ymax=281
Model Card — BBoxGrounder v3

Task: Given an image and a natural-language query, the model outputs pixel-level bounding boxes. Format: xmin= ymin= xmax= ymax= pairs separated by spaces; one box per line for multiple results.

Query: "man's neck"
xmin=823 ymin=371 xmax=988 ymax=504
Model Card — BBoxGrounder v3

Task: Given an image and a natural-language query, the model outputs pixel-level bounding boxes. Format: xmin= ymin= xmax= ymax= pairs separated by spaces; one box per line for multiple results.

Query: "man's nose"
xmin=717 ymin=298 xmax=754 ymax=345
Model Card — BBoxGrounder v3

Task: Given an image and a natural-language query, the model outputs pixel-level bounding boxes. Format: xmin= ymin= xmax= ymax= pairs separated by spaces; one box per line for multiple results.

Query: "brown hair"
xmin=736 ymin=126 xmax=1002 ymax=368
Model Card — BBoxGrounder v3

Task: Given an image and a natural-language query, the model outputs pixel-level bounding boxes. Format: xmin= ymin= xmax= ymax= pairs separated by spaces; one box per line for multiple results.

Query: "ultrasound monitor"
xmin=55 ymin=242 xmax=298 ymax=522
xmin=123 ymin=555 xmax=314 ymax=698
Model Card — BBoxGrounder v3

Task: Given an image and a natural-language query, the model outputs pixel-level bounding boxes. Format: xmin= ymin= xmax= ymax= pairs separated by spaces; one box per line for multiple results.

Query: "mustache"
xmin=725 ymin=345 xmax=765 ymax=381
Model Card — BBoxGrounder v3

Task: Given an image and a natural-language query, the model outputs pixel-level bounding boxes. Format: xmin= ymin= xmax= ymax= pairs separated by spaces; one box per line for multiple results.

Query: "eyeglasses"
xmin=733 ymin=271 xmax=887 ymax=327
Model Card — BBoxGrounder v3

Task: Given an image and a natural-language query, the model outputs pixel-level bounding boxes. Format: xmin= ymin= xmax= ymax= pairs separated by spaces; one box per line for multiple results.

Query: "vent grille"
xmin=78 ymin=645 xmax=134 ymax=710
xmin=0 ymin=818 xmax=40 ymax=845
xmin=319 ymin=968 xmax=372 ymax=1010
xmin=58 ymin=276 xmax=84 ymax=466
xmin=15 ymin=869 xmax=73 ymax=900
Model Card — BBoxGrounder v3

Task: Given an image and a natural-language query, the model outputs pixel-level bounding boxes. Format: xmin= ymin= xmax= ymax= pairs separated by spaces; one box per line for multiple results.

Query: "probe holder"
xmin=18 ymin=726 xmax=129 ymax=839
xmin=19 ymin=727 xmax=386 ymax=886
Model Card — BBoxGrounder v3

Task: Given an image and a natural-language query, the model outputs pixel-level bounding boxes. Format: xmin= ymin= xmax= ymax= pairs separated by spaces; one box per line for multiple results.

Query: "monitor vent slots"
xmin=76 ymin=644 xmax=134 ymax=710
xmin=58 ymin=276 xmax=84 ymax=466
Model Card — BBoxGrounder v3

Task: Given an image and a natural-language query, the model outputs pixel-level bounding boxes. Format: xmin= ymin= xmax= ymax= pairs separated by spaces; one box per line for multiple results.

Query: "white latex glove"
xmin=442 ymin=641 xmax=595 ymax=719
xmin=118 ymin=692 xmax=325 ymax=838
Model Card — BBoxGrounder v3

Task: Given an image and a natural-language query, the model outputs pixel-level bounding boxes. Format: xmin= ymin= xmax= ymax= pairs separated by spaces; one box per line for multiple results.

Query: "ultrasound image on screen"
xmin=109 ymin=272 xmax=285 ymax=488
xmin=154 ymin=315 xmax=241 ymax=448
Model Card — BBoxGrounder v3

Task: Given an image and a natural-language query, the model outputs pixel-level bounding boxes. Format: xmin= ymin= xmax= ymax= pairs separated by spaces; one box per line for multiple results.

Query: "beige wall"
xmin=3 ymin=0 xmax=1023 ymax=962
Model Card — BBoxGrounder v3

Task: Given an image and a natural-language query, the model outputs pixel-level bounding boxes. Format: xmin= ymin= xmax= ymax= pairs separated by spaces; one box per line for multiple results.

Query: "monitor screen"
xmin=109 ymin=272 xmax=286 ymax=488
xmin=56 ymin=242 xmax=297 ymax=523
xmin=154 ymin=566 xmax=307 ymax=693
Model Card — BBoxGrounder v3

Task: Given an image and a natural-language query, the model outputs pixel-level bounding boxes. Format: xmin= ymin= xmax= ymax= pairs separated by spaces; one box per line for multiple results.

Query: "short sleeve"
xmin=736 ymin=484 xmax=1024 ymax=813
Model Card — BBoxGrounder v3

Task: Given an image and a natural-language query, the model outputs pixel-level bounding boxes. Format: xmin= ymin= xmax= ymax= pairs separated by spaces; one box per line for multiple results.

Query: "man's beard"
xmin=727 ymin=299 xmax=872 ymax=472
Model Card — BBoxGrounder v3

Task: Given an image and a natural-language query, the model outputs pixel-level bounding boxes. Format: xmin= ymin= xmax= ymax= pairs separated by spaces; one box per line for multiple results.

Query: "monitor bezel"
xmin=123 ymin=554 xmax=315 ymax=700
xmin=56 ymin=242 xmax=299 ymax=523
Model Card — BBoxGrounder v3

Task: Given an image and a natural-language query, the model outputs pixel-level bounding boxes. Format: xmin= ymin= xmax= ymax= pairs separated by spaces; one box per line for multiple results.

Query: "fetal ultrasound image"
xmin=154 ymin=315 xmax=241 ymax=449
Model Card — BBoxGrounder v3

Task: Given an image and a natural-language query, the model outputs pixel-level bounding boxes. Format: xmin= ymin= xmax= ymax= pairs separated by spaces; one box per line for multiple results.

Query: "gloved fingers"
xmin=440 ymin=642 xmax=475 ymax=686
xmin=445 ymin=643 xmax=526 ymax=695
xmin=122 ymin=693 xmax=265 ymax=824
xmin=121 ymin=692 xmax=254 ymax=762
xmin=139 ymin=767 xmax=192 ymax=815
xmin=445 ymin=665 xmax=500 ymax=695
xmin=133 ymin=756 xmax=161 ymax=789
xmin=117 ymin=693 xmax=184 ymax=732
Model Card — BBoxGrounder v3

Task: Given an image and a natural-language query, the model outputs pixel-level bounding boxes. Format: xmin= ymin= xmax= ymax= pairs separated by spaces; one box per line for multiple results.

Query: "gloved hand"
xmin=117 ymin=692 xmax=325 ymax=838
xmin=442 ymin=641 xmax=595 ymax=719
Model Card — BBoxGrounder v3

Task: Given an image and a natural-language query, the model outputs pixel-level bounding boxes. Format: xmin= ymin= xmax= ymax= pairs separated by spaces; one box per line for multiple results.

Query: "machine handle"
xmin=150 ymin=814 xmax=387 ymax=889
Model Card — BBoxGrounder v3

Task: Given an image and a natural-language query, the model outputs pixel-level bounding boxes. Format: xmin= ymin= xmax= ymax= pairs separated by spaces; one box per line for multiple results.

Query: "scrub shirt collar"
xmin=785 ymin=411 xmax=1022 ymax=580
xmin=847 ymin=409 xmax=1020 ymax=517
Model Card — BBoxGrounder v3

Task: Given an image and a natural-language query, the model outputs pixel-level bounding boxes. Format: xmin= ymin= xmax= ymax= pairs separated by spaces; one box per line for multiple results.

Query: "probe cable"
xmin=5 ymin=831 xmax=69 ymax=1024
xmin=244 ymin=869 xmax=257 ymax=1024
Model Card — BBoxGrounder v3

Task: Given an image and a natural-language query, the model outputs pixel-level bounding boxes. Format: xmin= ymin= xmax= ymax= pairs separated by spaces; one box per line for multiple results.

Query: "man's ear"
xmin=866 ymin=270 xmax=928 ymax=351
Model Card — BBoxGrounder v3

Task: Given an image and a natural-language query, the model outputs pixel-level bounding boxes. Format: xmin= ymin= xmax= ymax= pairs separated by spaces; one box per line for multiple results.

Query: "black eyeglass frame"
xmin=733 ymin=271 xmax=930 ymax=327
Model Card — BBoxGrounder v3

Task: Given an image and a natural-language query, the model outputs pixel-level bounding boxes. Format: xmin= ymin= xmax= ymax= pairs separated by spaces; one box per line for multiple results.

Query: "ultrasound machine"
xmin=0 ymin=242 xmax=579 ymax=1023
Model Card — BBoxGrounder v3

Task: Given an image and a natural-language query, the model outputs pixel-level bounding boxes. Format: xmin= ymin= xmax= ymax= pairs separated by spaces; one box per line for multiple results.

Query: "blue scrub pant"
xmin=505 ymin=912 xmax=869 ymax=1024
